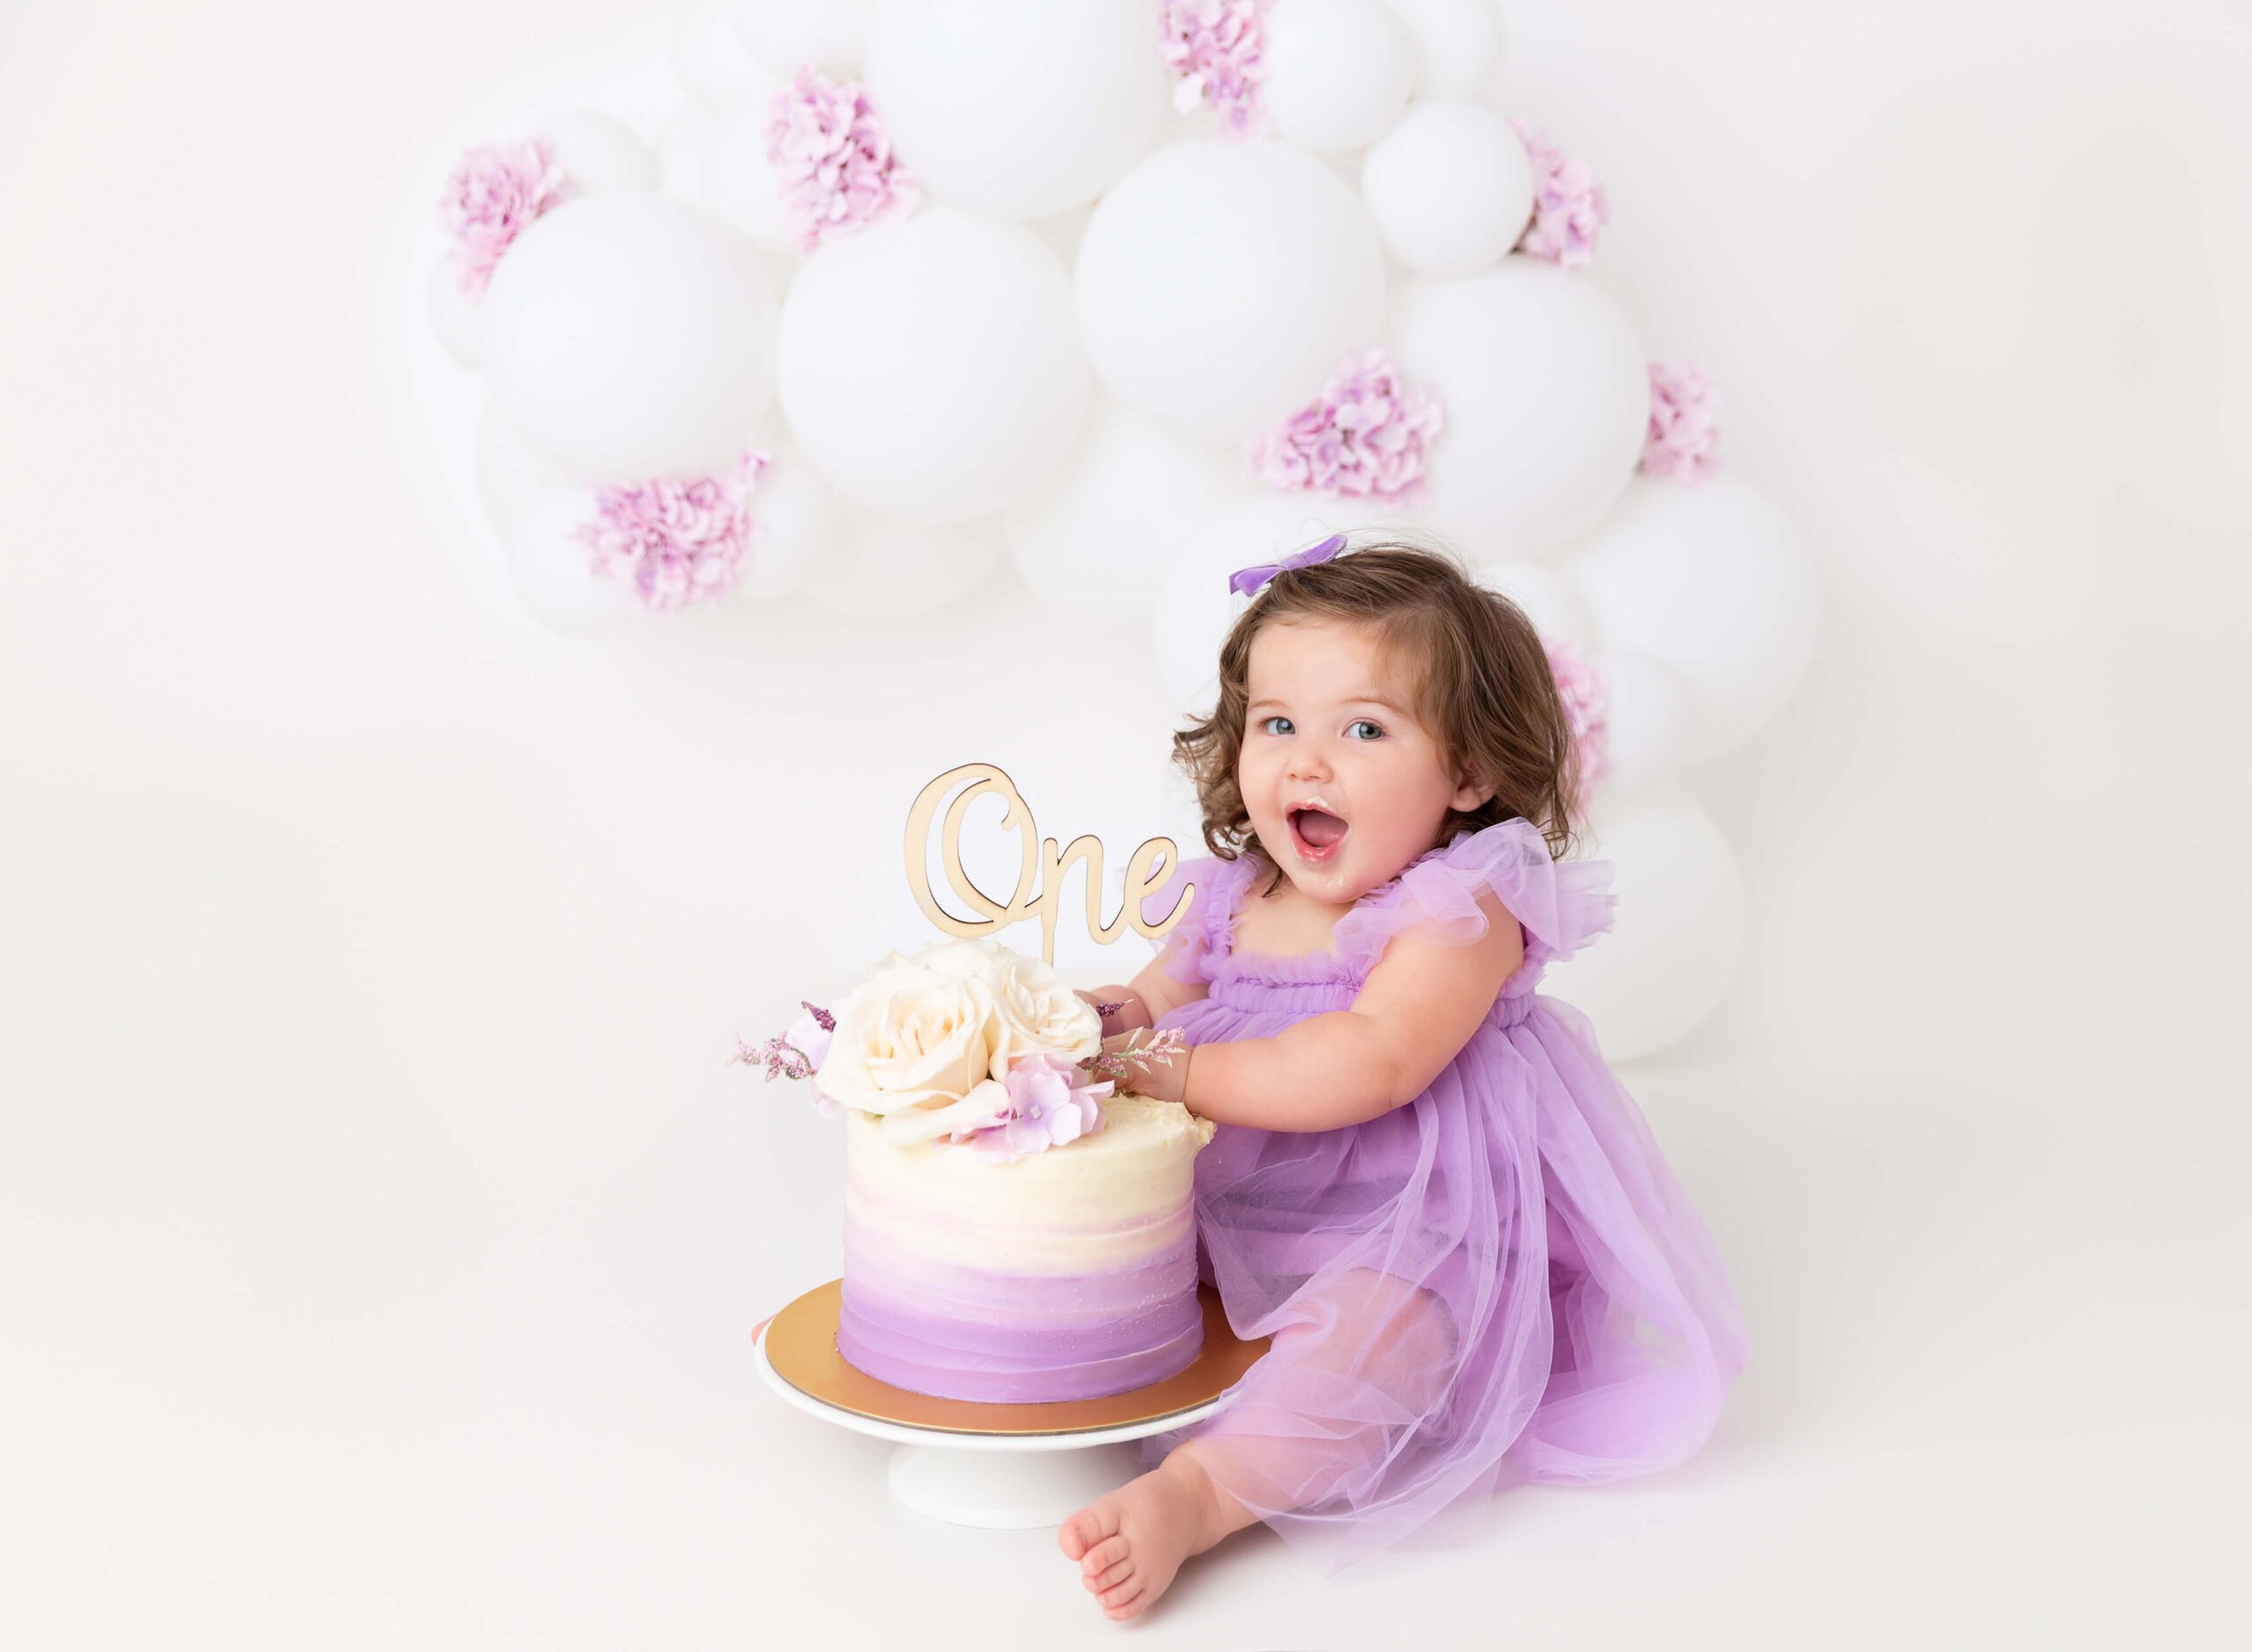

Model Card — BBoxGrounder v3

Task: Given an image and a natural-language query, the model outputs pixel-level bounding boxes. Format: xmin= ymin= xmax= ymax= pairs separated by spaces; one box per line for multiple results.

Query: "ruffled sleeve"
xmin=1139 ymin=850 xmax=1232 ymax=983
xmin=1330 ymin=817 xmax=1616 ymax=988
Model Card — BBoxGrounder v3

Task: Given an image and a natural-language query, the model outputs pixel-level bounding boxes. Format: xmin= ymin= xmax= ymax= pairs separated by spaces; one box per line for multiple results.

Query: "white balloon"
xmin=473 ymin=401 xmax=578 ymax=539
xmin=702 ymin=81 xmax=794 ymax=252
xmin=798 ymin=512 xmax=1005 ymax=619
xmin=1003 ymin=402 xmax=1238 ymax=628
xmin=864 ymin=0 xmax=1168 ymax=219
xmin=508 ymin=494 xmax=638 ymax=636
xmin=1568 ymin=473 xmax=1821 ymax=763
xmin=1388 ymin=258 xmax=1647 ymax=557
xmin=728 ymin=0 xmax=869 ymax=75
xmin=778 ymin=208 xmax=1091 ymax=523
xmin=730 ymin=442 xmax=835 ymax=601
xmin=425 ymin=253 xmax=481 ymax=369
xmin=1474 ymin=558 xmax=1590 ymax=645
xmin=670 ymin=3 xmax=783 ymax=106
xmin=482 ymin=193 xmax=780 ymax=483
xmin=1593 ymin=648 xmax=1689 ymax=793
xmin=655 ymin=104 xmax=710 ymax=202
xmin=1381 ymin=0 xmax=1506 ymax=98
xmin=527 ymin=110 xmax=658 ymax=195
xmin=1152 ymin=552 xmax=1238 ymax=709
xmin=1077 ymin=140 xmax=1386 ymax=442
xmin=1362 ymin=100 xmax=1531 ymax=276
xmin=1263 ymin=0 xmax=1415 ymax=153
xmin=1541 ymin=785 xmax=1744 ymax=1062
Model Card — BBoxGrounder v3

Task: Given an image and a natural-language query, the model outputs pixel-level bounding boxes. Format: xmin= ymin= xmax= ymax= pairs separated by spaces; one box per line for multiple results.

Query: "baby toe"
xmin=1079 ymin=1534 xmax=1130 ymax=1578
xmin=1058 ymin=1502 xmax=1118 ymax=1562
xmin=1099 ymin=1578 xmax=1145 ymax=1614
xmin=1087 ymin=1556 xmax=1136 ymax=1593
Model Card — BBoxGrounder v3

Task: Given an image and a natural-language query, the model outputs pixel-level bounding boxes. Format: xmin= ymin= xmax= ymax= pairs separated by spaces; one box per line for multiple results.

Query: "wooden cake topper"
xmin=904 ymin=762 xmax=1197 ymax=966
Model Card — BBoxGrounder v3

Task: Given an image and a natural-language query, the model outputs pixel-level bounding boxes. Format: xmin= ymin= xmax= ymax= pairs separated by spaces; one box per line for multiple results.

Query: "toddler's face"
xmin=1237 ymin=617 xmax=1488 ymax=908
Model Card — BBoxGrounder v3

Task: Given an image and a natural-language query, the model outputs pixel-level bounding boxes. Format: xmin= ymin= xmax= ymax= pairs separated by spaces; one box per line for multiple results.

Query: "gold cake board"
xmin=757 ymin=1280 xmax=1269 ymax=1528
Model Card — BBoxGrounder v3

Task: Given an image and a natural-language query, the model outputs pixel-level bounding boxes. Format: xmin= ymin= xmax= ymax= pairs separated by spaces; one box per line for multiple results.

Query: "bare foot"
xmin=1058 ymin=1452 xmax=1236 ymax=1622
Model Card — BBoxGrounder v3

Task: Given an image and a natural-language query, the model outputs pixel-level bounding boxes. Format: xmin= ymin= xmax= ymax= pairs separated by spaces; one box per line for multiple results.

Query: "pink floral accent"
xmin=1510 ymin=121 xmax=1610 ymax=270
xmin=1544 ymin=637 xmax=1612 ymax=794
xmin=1247 ymin=349 xmax=1444 ymax=505
xmin=1641 ymin=361 xmax=1719 ymax=482
xmin=435 ymin=136 xmax=576 ymax=299
xmin=734 ymin=998 xmax=839 ymax=1115
xmin=764 ymin=66 xmax=919 ymax=253
xmin=951 ymin=1052 xmax=1114 ymax=1164
xmin=574 ymin=449 xmax=771 ymax=612
xmin=1159 ymin=0 xmax=1273 ymax=139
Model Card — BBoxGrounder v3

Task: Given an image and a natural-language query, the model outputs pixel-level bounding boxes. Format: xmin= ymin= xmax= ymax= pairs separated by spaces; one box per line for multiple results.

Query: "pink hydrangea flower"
xmin=1159 ymin=0 xmax=1274 ymax=139
xmin=1544 ymin=636 xmax=1612 ymax=794
xmin=1247 ymin=348 xmax=1444 ymax=505
xmin=764 ymin=66 xmax=919 ymax=253
xmin=573 ymin=448 xmax=771 ymax=611
xmin=1641 ymin=361 xmax=1719 ymax=482
xmin=1510 ymin=121 xmax=1610 ymax=270
xmin=951 ymin=1052 xmax=1113 ymax=1165
xmin=435 ymin=136 xmax=576 ymax=299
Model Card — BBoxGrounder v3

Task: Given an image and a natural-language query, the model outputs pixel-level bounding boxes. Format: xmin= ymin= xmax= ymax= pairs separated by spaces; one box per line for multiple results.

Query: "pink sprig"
xmin=573 ymin=449 xmax=771 ymax=612
xmin=1510 ymin=121 xmax=1609 ymax=270
xmin=764 ymin=66 xmax=919 ymax=253
xmin=1247 ymin=348 xmax=1444 ymax=505
xmin=1641 ymin=361 xmax=1719 ymax=482
xmin=436 ymin=136 xmax=576 ymax=299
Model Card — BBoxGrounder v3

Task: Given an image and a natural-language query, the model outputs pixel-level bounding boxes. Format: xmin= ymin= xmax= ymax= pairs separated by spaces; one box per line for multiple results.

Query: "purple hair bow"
xmin=1226 ymin=531 xmax=1348 ymax=597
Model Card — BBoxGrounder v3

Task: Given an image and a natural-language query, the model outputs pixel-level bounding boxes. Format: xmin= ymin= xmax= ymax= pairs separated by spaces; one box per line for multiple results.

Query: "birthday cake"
xmin=748 ymin=932 xmax=1215 ymax=1404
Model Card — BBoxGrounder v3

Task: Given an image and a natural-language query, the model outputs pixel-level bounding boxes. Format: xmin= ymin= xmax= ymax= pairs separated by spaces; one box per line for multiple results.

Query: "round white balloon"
xmin=1381 ymin=0 xmax=1506 ymax=98
xmin=527 ymin=110 xmax=658 ymax=195
xmin=1077 ymin=140 xmax=1386 ymax=442
xmin=508 ymin=493 xmax=639 ymax=636
xmin=702 ymin=80 xmax=794 ymax=252
xmin=1474 ymin=557 xmax=1590 ymax=645
xmin=1542 ymin=785 xmax=1745 ymax=1062
xmin=778 ymin=208 xmax=1091 ymax=523
xmin=798 ymin=512 xmax=1005 ymax=619
xmin=735 ymin=442 xmax=836 ymax=601
xmin=1568 ymin=473 xmax=1821 ymax=764
xmin=425 ymin=253 xmax=482 ymax=369
xmin=482 ymin=193 xmax=780 ymax=483
xmin=474 ymin=400 xmax=578 ymax=540
xmin=864 ymin=0 xmax=1168 ymax=219
xmin=1593 ymin=648 xmax=1690 ymax=793
xmin=728 ymin=0 xmax=869 ymax=75
xmin=670 ymin=3 xmax=785 ymax=106
xmin=1388 ymin=257 xmax=1647 ymax=557
xmin=1362 ymin=100 xmax=1531 ymax=276
xmin=1003 ymin=401 xmax=1238 ymax=629
xmin=1263 ymin=0 xmax=1415 ymax=153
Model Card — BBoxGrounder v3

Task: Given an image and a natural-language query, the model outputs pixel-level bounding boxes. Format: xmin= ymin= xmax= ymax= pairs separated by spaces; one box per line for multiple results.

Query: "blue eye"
xmin=1258 ymin=714 xmax=1295 ymax=736
xmin=1347 ymin=720 xmax=1384 ymax=741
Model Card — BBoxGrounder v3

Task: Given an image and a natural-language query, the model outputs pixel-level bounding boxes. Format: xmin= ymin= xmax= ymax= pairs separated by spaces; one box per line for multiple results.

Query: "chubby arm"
xmin=1130 ymin=889 xmax=1524 ymax=1132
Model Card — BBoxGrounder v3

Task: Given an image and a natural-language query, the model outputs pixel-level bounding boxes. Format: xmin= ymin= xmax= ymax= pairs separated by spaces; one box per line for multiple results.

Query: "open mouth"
xmin=1287 ymin=807 xmax=1349 ymax=863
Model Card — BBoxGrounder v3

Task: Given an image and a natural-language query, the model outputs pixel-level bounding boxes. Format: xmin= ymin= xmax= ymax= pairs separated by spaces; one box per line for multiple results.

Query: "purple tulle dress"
xmin=1132 ymin=817 xmax=1749 ymax=1573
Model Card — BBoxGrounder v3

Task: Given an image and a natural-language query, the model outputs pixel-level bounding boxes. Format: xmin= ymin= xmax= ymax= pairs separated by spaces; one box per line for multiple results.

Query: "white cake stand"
xmin=757 ymin=1337 xmax=1230 ymax=1529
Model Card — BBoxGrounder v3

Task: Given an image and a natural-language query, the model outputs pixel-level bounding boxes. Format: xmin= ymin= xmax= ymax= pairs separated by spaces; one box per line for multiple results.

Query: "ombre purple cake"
xmin=837 ymin=1096 xmax=1218 ymax=1403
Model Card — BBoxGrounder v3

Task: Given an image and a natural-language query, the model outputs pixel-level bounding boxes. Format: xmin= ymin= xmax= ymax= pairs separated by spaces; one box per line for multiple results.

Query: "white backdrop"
xmin=3 ymin=1 xmax=2246 ymax=1646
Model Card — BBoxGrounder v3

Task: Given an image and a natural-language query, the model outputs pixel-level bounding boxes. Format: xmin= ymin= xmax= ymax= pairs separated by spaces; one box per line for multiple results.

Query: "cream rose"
xmin=813 ymin=949 xmax=1001 ymax=1127
xmin=991 ymin=950 xmax=1101 ymax=1072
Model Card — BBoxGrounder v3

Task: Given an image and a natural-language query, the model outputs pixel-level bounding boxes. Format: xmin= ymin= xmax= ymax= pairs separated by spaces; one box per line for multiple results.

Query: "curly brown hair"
xmin=1172 ymin=533 xmax=1583 ymax=888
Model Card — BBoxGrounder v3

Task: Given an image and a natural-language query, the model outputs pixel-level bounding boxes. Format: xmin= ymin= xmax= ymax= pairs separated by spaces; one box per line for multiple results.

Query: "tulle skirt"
xmin=1135 ymin=989 xmax=1750 ymax=1574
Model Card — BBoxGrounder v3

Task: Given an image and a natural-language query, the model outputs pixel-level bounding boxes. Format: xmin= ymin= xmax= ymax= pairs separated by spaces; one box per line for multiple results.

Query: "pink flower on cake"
xmin=1509 ymin=121 xmax=1610 ymax=270
xmin=1247 ymin=348 xmax=1443 ymax=505
xmin=734 ymin=1000 xmax=840 ymax=1113
xmin=1641 ymin=361 xmax=1719 ymax=482
xmin=1159 ymin=0 xmax=1274 ymax=139
xmin=436 ymin=136 xmax=576 ymax=299
xmin=1543 ymin=636 xmax=1612 ymax=794
xmin=573 ymin=448 xmax=771 ymax=612
xmin=950 ymin=1052 xmax=1114 ymax=1164
xmin=764 ymin=66 xmax=920 ymax=253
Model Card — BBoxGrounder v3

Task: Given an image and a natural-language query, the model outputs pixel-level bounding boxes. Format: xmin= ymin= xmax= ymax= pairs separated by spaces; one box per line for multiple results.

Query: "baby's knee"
xmin=1322 ymin=1268 xmax=1458 ymax=1387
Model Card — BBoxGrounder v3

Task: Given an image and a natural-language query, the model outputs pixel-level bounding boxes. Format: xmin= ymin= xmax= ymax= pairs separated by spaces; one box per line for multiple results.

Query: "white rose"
xmin=911 ymin=936 xmax=1010 ymax=986
xmin=815 ymin=952 xmax=1001 ymax=1124
xmin=991 ymin=950 xmax=1101 ymax=1070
